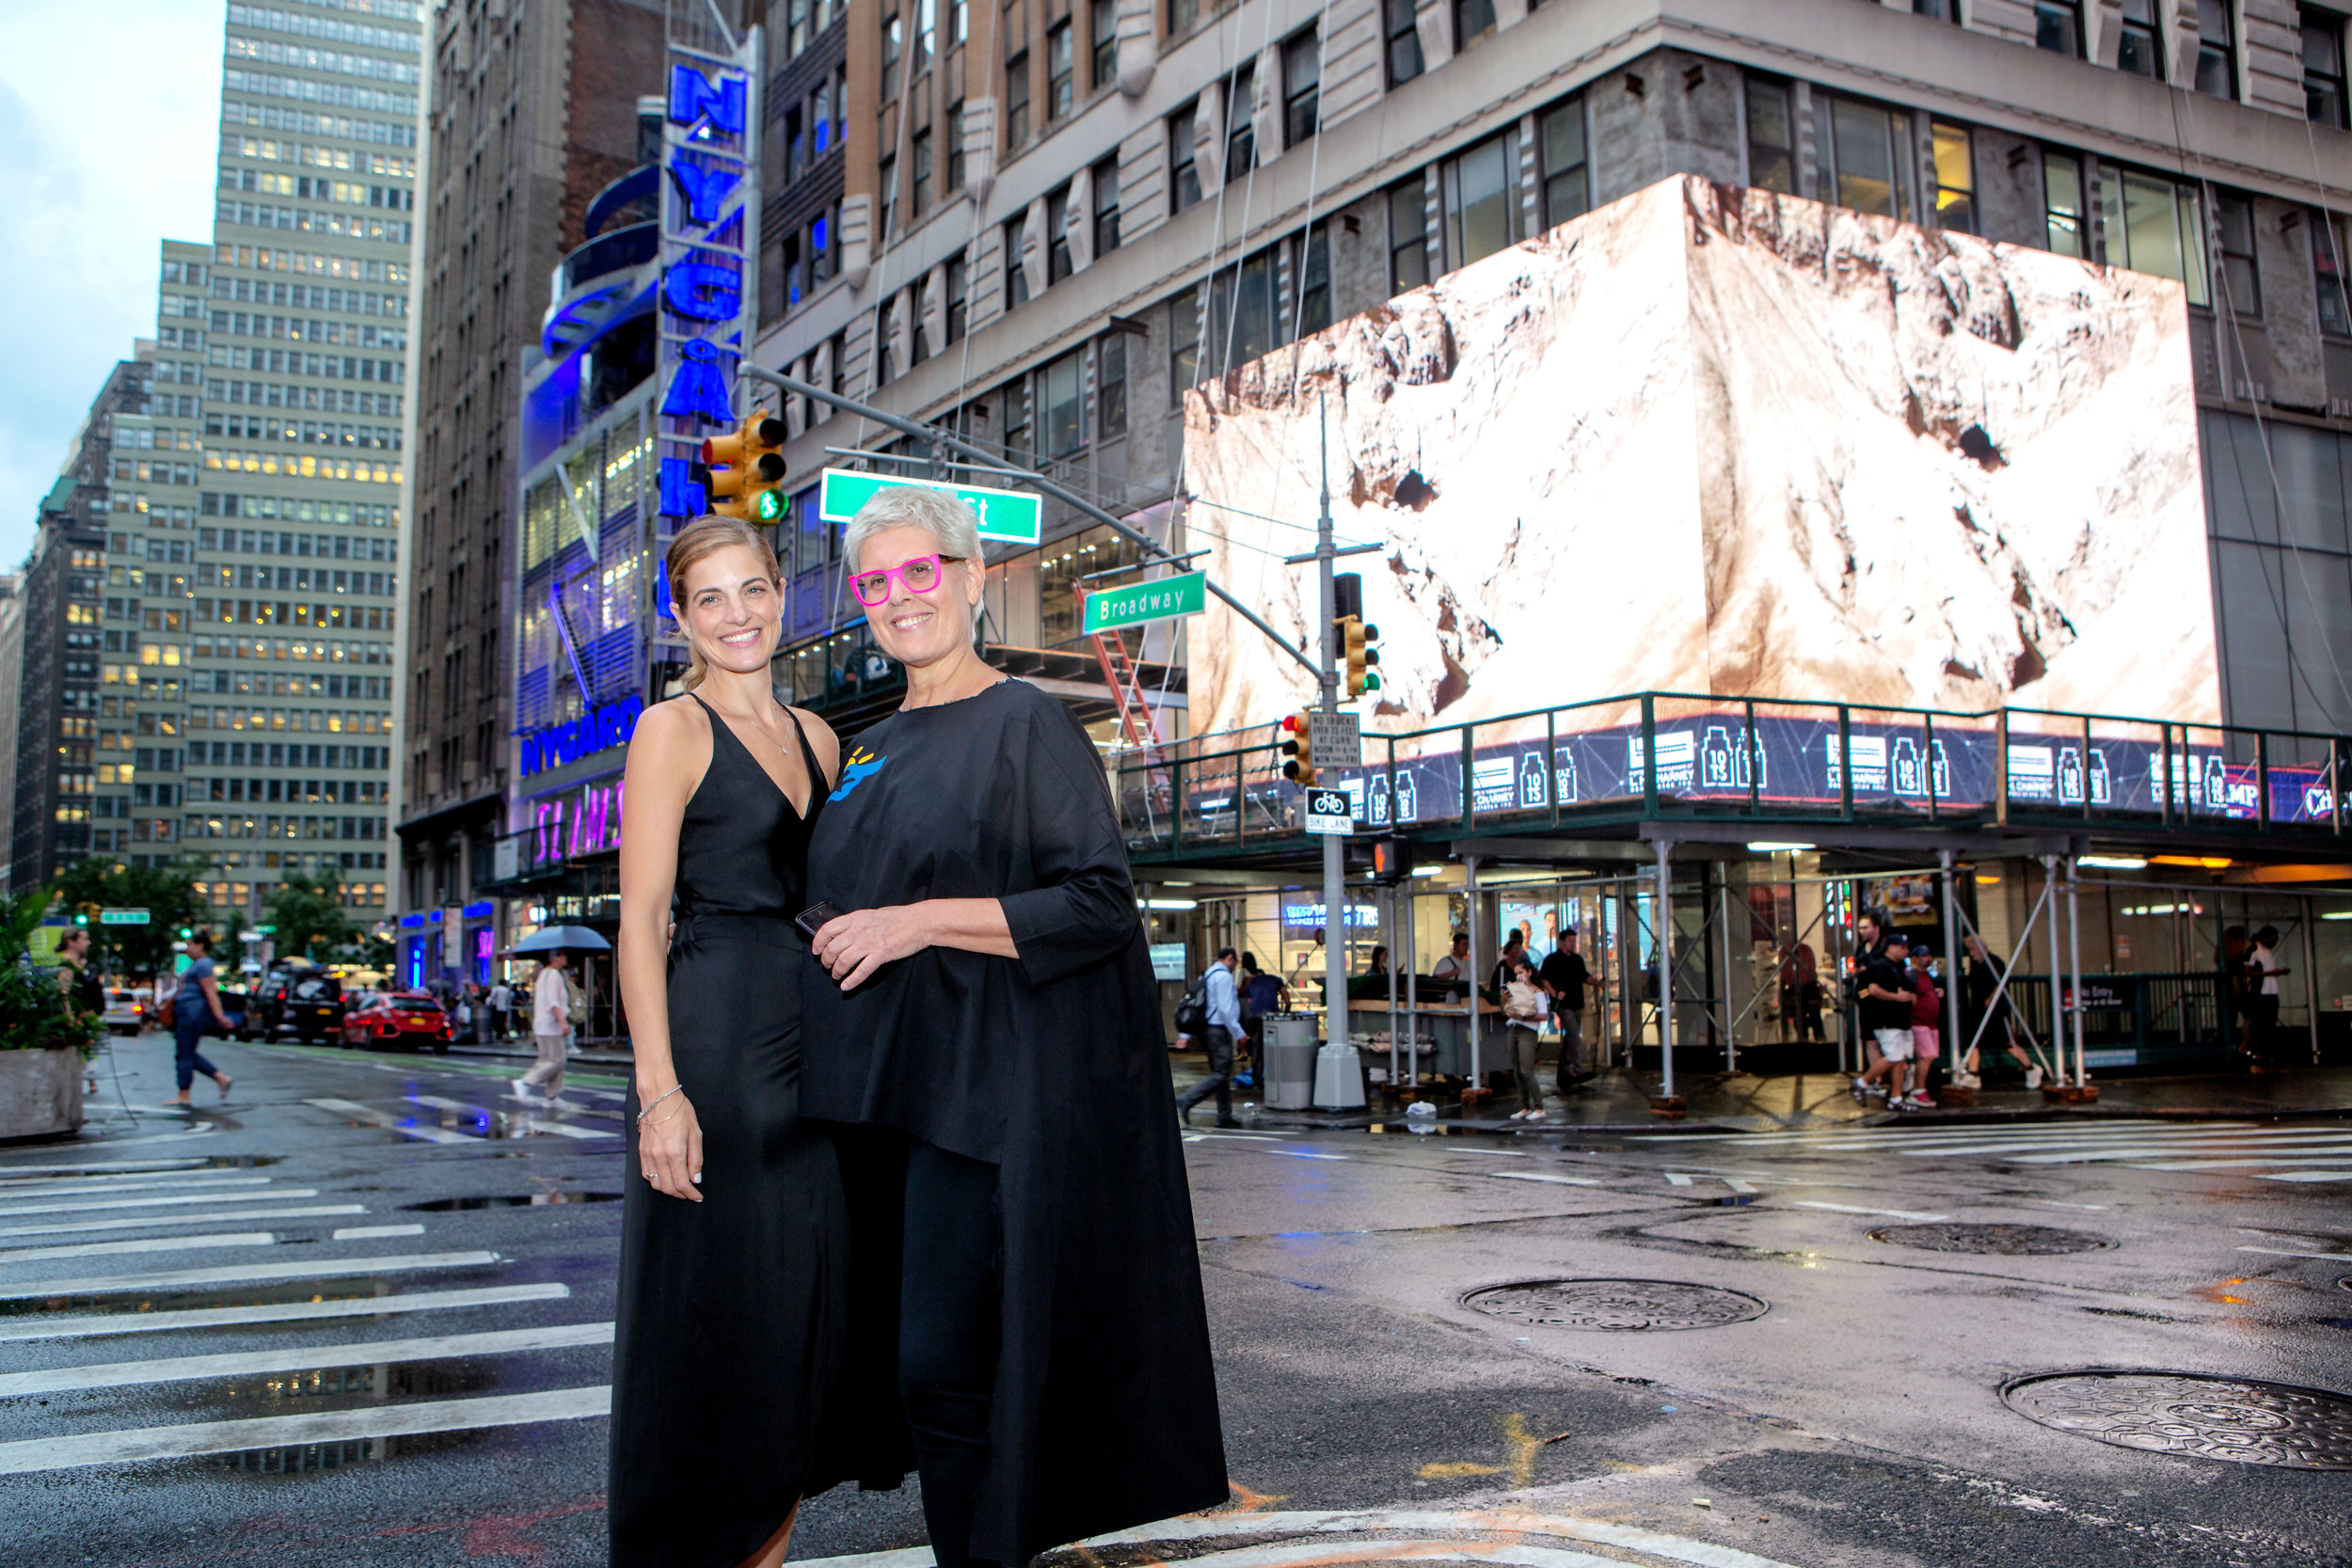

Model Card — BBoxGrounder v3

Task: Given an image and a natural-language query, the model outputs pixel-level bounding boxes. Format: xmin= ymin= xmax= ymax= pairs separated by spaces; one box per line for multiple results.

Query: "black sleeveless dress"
xmin=610 ymin=696 xmax=847 ymax=1568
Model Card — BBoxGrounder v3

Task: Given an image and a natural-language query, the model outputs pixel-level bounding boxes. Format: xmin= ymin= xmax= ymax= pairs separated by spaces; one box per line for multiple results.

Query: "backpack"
xmin=1173 ymin=967 xmax=1211 ymax=1036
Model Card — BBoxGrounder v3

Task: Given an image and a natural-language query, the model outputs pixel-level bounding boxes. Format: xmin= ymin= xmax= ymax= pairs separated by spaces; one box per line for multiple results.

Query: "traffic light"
xmin=1341 ymin=616 xmax=1382 ymax=697
xmin=1280 ymin=711 xmax=1317 ymax=785
xmin=72 ymin=911 xmax=88 ymax=927
xmin=702 ymin=412 xmax=789 ymax=523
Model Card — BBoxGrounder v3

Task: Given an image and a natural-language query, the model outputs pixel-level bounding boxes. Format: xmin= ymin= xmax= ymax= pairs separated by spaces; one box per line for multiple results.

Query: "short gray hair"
xmin=843 ymin=483 xmax=983 ymax=573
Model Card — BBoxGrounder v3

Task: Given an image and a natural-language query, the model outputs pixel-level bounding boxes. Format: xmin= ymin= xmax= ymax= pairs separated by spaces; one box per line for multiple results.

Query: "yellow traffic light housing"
xmin=702 ymin=413 xmax=789 ymax=522
xmin=1280 ymin=711 xmax=1317 ymax=785
xmin=1341 ymin=616 xmax=1382 ymax=697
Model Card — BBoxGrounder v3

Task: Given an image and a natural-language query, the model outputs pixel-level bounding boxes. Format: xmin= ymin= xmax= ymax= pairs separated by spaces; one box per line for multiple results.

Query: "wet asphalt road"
xmin=0 ymin=1035 xmax=2347 ymax=1568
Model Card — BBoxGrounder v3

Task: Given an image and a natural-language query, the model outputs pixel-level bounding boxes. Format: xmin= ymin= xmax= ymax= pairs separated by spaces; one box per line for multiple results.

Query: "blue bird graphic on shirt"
xmin=829 ymin=747 xmax=888 ymax=802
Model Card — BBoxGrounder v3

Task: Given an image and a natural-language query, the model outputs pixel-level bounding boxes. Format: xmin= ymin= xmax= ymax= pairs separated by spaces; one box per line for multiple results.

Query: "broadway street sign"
xmin=1081 ymin=571 xmax=1206 ymax=636
xmin=818 ymin=467 xmax=1043 ymax=545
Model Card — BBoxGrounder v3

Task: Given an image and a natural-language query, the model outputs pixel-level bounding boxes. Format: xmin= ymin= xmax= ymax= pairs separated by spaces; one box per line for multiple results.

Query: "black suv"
xmin=241 ymin=965 xmax=344 ymax=1042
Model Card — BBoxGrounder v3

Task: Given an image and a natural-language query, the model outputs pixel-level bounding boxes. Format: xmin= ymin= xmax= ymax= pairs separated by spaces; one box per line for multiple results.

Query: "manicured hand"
xmin=638 ymin=1088 xmax=704 ymax=1202
xmin=813 ymin=906 xmax=925 ymax=990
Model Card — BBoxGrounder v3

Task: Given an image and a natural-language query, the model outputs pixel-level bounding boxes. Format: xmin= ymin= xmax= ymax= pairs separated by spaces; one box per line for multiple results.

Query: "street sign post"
xmin=1308 ymin=710 xmax=1361 ymax=770
xmin=818 ymin=467 xmax=1043 ymax=545
xmin=98 ymin=909 xmax=150 ymax=927
xmin=1081 ymin=571 xmax=1206 ymax=635
xmin=1305 ymin=788 xmax=1356 ymax=836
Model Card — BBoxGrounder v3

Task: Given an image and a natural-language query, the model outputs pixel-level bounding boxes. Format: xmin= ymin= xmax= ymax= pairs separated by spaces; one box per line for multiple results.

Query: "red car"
xmin=342 ymin=990 xmax=454 ymax=1053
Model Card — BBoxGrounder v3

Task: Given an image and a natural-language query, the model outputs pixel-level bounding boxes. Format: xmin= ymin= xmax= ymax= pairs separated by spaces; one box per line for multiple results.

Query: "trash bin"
xmin=1261 ymin=1013 xmax=1320 ymax=1110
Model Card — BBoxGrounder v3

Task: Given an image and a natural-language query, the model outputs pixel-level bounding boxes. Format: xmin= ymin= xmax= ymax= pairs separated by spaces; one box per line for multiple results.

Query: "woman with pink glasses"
xmin=801 ymin=484 xmax=1226 ymax=1568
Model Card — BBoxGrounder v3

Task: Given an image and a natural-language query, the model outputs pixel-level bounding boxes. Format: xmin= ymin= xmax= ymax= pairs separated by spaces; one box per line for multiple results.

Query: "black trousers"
xmin=899 ymin=1136 xmax=1004 ymax=1568
xmin=1177 ymin=1026 xmax=1234 ymax=1117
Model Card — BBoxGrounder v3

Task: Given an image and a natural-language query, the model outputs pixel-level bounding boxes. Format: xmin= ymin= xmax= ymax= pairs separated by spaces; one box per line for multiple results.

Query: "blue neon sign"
xmin=517 ymin=696 xmax=644 ymax=778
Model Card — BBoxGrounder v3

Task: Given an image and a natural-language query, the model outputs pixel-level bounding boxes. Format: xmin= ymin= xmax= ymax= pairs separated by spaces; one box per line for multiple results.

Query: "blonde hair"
xmin=666 ymin=515 xmax=782 ymax=693
xmin=842 ymin=483 xmax=983 ymax=574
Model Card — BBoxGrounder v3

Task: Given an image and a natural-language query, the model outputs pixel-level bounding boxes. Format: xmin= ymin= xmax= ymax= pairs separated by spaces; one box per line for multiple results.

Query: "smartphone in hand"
xmin=793 ymin=901 xmax=845 ymax=944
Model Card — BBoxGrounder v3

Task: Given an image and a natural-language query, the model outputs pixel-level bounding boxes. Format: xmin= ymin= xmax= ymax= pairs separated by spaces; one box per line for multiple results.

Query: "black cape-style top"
xmin=799 ymin=676 xmax=1229 ymax=1560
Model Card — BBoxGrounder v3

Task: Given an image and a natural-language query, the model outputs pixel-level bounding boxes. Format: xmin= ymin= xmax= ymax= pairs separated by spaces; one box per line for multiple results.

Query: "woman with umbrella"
xmin=803 ymin=486 xmax=1226 ymax=1568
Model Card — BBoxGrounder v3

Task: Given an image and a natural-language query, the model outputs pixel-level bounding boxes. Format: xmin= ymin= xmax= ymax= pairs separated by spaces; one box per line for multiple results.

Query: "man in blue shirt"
xmin=1177 ymin=947 xmax=1248 ymax=1128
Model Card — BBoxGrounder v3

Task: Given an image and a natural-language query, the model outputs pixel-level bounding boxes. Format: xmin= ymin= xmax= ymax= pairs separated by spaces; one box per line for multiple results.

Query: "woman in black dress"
xmin=610 ymin=515 xmax=846 ymax=1568
xmin=803 ymin=486 xmax=1227 ymax=1568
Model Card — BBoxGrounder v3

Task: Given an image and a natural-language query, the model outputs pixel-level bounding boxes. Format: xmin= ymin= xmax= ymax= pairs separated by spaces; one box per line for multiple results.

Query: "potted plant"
xmin=0 ymin=889 xmax=100 ymax=1141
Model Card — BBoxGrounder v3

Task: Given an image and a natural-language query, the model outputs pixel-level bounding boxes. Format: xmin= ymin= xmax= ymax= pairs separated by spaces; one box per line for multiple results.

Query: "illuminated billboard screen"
xmin=1182 ymin=175 xmax=2219 ymax=742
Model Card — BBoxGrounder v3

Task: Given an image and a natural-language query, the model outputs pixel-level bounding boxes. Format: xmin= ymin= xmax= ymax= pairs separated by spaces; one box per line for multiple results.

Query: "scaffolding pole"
xmin=1656 ymin=839 xmax=1677 ymax=1102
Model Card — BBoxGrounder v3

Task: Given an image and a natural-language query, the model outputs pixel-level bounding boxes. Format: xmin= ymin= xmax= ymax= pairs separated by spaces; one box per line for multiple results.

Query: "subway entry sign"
xmin=818 ymin=467 xmax=1042 ymax=545
xmin=1082 ymin=571 xmax=1206 ymax=636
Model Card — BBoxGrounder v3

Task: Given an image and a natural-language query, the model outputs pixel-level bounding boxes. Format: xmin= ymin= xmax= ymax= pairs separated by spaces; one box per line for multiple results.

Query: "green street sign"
xmin=818 ymin=467 xmax=1042 ymax=545
xmin=99 ymin=909 xmax=150 ymax=927
xmin=1082 ymin=571 xmax=1207 ymax=636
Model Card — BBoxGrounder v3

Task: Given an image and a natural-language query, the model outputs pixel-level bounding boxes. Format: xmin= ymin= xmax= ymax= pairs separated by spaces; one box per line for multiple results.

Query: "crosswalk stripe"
xmin=0 ymin=1385 xmax=612 ymax=1474
xmin=0 ymin=1188 xmax=318 ymax=1220
xmin=1913 ymin=1132 xmax=2352 ymax=1157
xmin=0 ymin=1232 xmax=276 ymax=1266
xmin=2255 ymin=1170 xmax=2352 ymax=1182
xmin=305 ymin=1099 xmax=480 ymax=1144
xmin=2236 ymin=1245 xmax=2352 ymax=1260
xmin=1487 ymin=1171 xmax=1600 ymax=1187
xmin=333 ymin=1224 xmax=423 ymax=1240
xmin=406 ymin=1094 xmax=624 ymax=1127
xmin=0 ymin=1281 xmax=569 ymax=1342
xmin=1790 ymin=1200 xmax=1951 ymax=1220
xmin=2010 ymin=1141 xmax=2352 ymax=1164
xmin=0 ymin=1322 xmax=616 ymax=1398
xmin=0 ymin=1160 xmax=204 ymax=1180
xmin=0 ymin=1203 xmax=367 ymax=1242
xmin=2122 ymin=1153 xmax=2352 ymax=1170
xmin=0 ymin=1171 xmax=246 ymax=1197
xmin=0 ymin=1249 xmax=499 ymax=1302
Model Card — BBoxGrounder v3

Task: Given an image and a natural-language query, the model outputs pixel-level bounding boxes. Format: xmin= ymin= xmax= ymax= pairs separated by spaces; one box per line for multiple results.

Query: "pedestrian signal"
xmin=703 ymin=413 xmax=789 ymax=523
xmin=1280 ymin=711 xmax=1317 ymax=785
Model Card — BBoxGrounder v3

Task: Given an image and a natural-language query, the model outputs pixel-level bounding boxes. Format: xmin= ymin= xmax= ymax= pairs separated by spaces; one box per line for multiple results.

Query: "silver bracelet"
xmin=637 ymin=1084 xmax=685 ymax=1123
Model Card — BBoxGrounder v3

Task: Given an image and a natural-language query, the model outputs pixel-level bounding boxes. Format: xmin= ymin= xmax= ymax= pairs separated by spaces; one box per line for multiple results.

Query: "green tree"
xmin=264 ymin=866 xmax=357 ymax=960
xmin=0 ymin=888 xmax=101 ymax=1057
xmin=52 ymin=856 xmax=209 ymax=981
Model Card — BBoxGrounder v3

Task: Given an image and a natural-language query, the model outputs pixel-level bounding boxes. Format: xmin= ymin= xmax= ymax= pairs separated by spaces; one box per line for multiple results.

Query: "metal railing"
xmin=1111 ymin=689 xmax=2352 ymax=855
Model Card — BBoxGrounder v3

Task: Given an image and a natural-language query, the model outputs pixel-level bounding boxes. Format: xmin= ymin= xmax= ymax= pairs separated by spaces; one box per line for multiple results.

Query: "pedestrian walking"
xmin=1176 ymin=947 xmax=1248 ymax=1127
xmin=607 ymin=515 xmax=853 ymax=1568
xmin=166 ymin=934 xmax=233 ymax=1108
xmin=1956 ymin=934 xmax=2042 ymax=1088
xmin=487 ymin=976 xmax=513 ymax=1041
xmin=1541 ymin=927 xmax=1593 ymax=1090
xmin=1904 ymin=944 xmax=1941 ymax=1109
xmin=2249 ymin=925 xmax=2289 ymax=1067
xmin=802 ymin=485 xmax=1226 ymax=1568
xmin=1502 ymin=956 xmax=1549 ymax=1120
xmin=1238 ymin=952 xmax=1285 ymax=1088
xmin=54 ymin=927 xmax=103 ymax=1030
xmin=1490 ymin=928 xmax=1528 ymax=993
xmin=1851 ymin=931 xmax=1915 ymax=1104
xmin=518 ymin=953 xmax=572 ymax=1101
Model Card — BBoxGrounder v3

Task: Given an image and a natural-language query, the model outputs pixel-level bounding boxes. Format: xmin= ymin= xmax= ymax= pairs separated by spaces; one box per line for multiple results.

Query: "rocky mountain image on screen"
xmin=1182 ymin=174 xmax=2221 ymax=740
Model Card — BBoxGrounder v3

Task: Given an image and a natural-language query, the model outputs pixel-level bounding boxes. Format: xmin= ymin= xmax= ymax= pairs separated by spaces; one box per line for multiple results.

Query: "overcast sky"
xmin=0 ymin=2 xmax=224 ymax=572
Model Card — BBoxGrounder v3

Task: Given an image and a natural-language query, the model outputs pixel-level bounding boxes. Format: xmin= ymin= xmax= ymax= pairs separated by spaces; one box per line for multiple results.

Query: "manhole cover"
xmin=2004 ymin=1371 xmax=2352 ymax=1470
xmin=1461 ymin=1277 xmax=1768 ymax=1331
xmin=1869 ymin=1222 xmax=2113 ymax=1255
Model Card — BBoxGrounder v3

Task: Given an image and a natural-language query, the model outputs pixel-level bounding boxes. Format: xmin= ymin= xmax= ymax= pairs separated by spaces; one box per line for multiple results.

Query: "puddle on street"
xmin=215 ymin=1424 xmax=490 ymax=1475
xmin=404 ymin=1192 xmax=622 ymax=1211
xmin=0 ymin=1273 xmax=493 ymax=1321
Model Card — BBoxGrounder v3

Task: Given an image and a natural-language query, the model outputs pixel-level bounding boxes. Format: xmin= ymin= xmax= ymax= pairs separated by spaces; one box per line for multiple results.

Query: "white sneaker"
xmin=2025 ymin=1066 xmax=2044 ymax=1090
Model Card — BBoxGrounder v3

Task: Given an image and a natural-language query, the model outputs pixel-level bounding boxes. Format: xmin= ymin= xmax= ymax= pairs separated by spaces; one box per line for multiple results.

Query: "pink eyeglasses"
xmin=850 ymin=554 xmax=964 ymax=608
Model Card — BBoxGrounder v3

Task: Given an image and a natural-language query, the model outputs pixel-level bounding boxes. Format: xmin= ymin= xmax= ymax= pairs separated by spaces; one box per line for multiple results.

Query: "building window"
xmin=2043 ymin=150 xmax=2085 ymax=257
xmin=1170 ymin=286 xmax=1200 ymax=404
xmin=879 ymin=153 xmax=899 ymax=245
xmin=1538 ymin=96 xmax=1589 ymax=229
xmin=1047 ymin=21 xmax=1074 ymax=120
xmin=913 ymin=128 xmax=934 ymax=219
xmin=1170 ymin=102 xmax=1202 ymax=212
xmin=1283 ymin=25 xmax=1321 ymax=148
xmin=916 ymin=0 xmax=938 ymax=74
xmin=882 ymin=9 xmax=904 ymax=101
xmin=1204 ymin=247 xmax=1278 ymax=369
xmin=812 ymin=204 xmax=836 ymax=282
xmin=946 ymin=254 xmax=970 ymax=342
xmin=1092 ymin=154 xmax=1121 ymax=255
xmin=947 ymin=101 xmax=967 ymax=191
xmin=1454 ymin=0 xmax=1497 ymax=51
xmin=1005 ymin=212 xmax=1030 ymax=307
xmin=1817 ymin=94 xmax=1914 ymax=220
xmin=874 ymin=303 xmax=897 ymax=386
xmin=1042 ymin=348 xmax=1086 ymax=458
xmin=1440 ymin=129 xmax=1521 ymax=273
xmin=1098 ymin=329 xmax=1129 ymax=437
xmin=2117 ymin=0 xmax=2164 ymax=79
xmin=1047 ymin=184 xmax=1074 ymax=282
xmin=2215 ymin=193 xmax=2261 ymax=316
xmin=1170 ymin=0 xmax=1199 ymax=34
xmin=952 ymin=0 xmax=968 ymax=45
xmin=2096 ymin=163 xmax=2210 ymax=306
xmin=2308 ymin=7 xmax=2349 ymax=127
xmin=2036 ymin=0 xmax=2084 ymax=55
xmin=1930 ymin=121 xmax=1975 ymax=233
xmin=1225 ymin=61 xmax=1257 ymax=178
xmin=1291 ymin=226 xmax=1331 ymax=338
xmin=1092 ymin=0 xmax=1117 ymax=88
xmin=1007 ymin=51 xmax=1031 ymax=147
xmin=1745 ymin=76 xmax=1794 ymax=194
xmin=2195 ymin=0 xmax=2237 ymax=97
xmin=1386 ymin=0 xmax=1423 ymax=87
xmin=1913 ymin=0 xmax=1960 ymax=16
xmin=787 ymin=0 xmax=811 ymax=55
xmin=1391 ymin=180 xmax=1429 ymax=293
xmin=2313 ymin=209 xmax=2351 ymax=334
xmin=1003 ymin=377 xmax=1031 ymax=464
